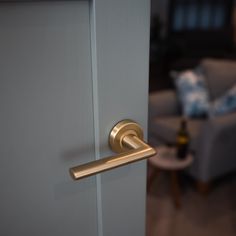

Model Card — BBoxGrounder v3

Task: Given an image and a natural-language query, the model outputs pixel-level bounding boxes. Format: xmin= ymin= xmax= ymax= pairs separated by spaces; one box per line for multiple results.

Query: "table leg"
xmin=170 ymin=170 xmax=181 ymax=208
xmin=147 ymin=168 xmax=160 ymax=192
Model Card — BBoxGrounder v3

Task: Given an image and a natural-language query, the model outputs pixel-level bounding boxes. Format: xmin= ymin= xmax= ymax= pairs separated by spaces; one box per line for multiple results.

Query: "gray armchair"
xmin=148 ymin=59 xmax=236 ymax=188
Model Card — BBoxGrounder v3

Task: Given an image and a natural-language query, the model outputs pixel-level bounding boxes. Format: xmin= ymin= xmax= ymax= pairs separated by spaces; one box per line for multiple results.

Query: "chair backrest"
xmin=200 ymin=59 xmax=236 ymax=100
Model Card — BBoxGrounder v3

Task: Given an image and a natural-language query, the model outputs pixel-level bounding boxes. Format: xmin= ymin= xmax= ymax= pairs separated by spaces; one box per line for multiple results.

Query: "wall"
xmin=234 ymin=6 xmax=236 ymax=42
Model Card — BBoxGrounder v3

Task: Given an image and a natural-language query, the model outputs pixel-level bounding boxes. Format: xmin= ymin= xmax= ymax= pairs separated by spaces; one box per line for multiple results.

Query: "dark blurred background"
xmin=149 ymin=0 xmax=236 ymax=92
xmin=147 ymin=4 xmax=236 ymax=235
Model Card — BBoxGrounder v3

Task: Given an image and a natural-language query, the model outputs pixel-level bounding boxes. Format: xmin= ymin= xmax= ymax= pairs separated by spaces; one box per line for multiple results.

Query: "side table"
xmin=147 ymin=146 xmax=193 ymax=208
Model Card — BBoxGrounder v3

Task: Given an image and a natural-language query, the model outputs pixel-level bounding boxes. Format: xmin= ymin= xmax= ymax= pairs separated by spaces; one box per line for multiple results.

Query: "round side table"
xmin=147 ymin=146 xmax=193 ymax=208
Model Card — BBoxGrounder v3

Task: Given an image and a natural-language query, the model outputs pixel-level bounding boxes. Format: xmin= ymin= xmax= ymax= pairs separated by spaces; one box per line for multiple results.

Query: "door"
xmin=0 ymin=0 xmax=150 ymax=236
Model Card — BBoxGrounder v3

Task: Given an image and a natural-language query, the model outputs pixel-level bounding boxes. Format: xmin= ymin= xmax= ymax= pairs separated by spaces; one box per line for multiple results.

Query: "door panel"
xmin=0 ymin=2 xmax=97 ymax=236
xmin=93 ymin=0 xmax=150 ymax=235
xmin=0 ymin=0 xmax=151 ymax=235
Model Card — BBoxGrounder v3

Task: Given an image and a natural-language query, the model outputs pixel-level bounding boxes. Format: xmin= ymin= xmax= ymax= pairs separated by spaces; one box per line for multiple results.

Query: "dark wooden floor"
xmin=146 ymin=168 xmax=236 ymax=236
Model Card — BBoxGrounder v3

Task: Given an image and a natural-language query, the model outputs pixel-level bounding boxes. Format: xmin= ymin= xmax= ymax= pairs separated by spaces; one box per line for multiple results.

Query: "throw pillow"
xmin=209 ymin=83 xmax=236 ymax=117
xmin=171 ymin=69 xmax=210 ymax=118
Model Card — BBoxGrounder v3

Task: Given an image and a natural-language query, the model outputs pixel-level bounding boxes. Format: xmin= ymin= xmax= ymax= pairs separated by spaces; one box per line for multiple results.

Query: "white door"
xmin=0 ymin=0 xmax=150 ymax=236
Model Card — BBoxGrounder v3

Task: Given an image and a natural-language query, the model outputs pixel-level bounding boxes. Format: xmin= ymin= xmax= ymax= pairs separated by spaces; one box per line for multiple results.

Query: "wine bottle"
xmin=176 ymin=119 xmax=190 ymax=159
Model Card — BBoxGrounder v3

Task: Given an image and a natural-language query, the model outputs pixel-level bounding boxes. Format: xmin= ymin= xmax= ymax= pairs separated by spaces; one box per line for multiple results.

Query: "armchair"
xmin=148 ymin=59 xmax=236 ymax=189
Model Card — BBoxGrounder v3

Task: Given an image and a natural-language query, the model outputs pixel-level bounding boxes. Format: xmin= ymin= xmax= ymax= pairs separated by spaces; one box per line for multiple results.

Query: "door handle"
xmin=69 ymin=120 xmax=157 ymax=180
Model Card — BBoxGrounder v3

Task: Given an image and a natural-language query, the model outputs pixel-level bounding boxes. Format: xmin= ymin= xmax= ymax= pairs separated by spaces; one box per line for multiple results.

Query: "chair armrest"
xmin=148 ymin=90 xmax=179 ymax=119
xmin=208 ymin=112 xmax=236 ymax=131
xmin=193 ymin=112 xmax=236 ymax=181
xmin=202 ymin=112 xmax=236 ymax=138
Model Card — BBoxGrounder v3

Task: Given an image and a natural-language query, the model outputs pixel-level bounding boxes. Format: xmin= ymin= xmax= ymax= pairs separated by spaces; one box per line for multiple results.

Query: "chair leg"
xmin=196 ymin=180 xmax=211 ymax=195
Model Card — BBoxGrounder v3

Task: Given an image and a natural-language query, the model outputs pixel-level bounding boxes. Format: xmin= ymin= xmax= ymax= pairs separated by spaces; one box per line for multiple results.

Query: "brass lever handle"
xmin=69 ymin=120 xmax=157 ymax=180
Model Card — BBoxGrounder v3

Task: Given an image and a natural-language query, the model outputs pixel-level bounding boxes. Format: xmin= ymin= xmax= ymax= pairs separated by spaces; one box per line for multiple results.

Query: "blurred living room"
xmin=147 ymin=0 xmax=236 ymax=236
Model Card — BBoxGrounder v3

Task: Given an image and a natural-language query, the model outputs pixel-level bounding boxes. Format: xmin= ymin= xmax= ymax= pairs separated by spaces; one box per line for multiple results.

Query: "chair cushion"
xmin=201 ymin=59 xmax=236 ymax=100
xmin=171 ymin=69 xmax=210 ymax=117
xmin=209 ymin=83 xmax=236 ymax=117
xmin=149 ymin=116 xmax=205 ymax=151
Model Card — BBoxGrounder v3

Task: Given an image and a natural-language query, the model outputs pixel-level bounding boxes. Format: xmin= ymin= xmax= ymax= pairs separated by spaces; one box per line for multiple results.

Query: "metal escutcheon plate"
xmin=109 ymin=119 xmax=143 ymax=153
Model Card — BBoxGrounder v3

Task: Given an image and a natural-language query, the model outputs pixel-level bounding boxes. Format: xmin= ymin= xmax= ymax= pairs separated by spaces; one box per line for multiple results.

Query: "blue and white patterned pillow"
xmin=171 ymin=69 xmax=210 ymax=118
xmin=209 ymin=83 xmax=236 ymax=117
